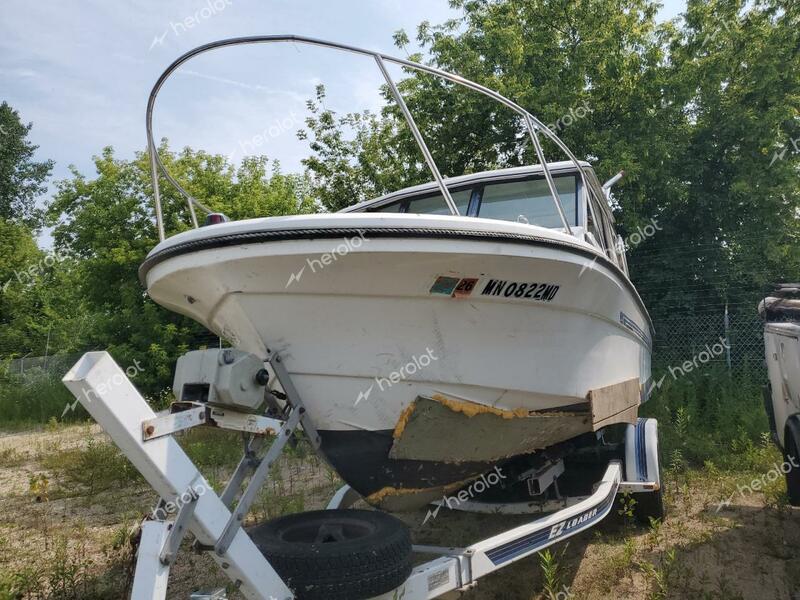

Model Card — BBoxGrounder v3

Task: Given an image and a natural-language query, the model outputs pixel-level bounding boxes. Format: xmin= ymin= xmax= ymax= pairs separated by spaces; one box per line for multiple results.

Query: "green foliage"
xmin=639 ymin=547 xmax=677 ymax=600
xmin=0 ymin=369 xmax=79 ymax=426
xmin=180 ymin=427 xmax=246 ymax=477
xmin=42 ymin=144 xmax=314 ymax=398
xmin=0 ymin=529 xmax=131 ymax=600
xmin=641 ymin=366 xmax=770 ymax=468
xmin=635 ymin=0 xmax=800 ymax=319
xmin=0 ymin=101 xmax=54 ymax=229
xmin=41 ymin=438 xmax=144 ymax=500
xmin=618 ymin=491 xmax=638 ymax=528
xmin=299 ymin=85 xmax=424 ymax=211
xmin=538 ymin=545 xmax=570 ymax=600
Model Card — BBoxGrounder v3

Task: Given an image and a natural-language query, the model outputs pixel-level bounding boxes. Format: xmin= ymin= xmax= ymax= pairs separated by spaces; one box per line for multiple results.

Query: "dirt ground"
xmin=1 ymin=424 xmax=798 ymax=600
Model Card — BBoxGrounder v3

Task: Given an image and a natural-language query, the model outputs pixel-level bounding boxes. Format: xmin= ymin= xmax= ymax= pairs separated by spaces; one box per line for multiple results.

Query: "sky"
xmin=1 ymin=0 xmax=686 ymax=245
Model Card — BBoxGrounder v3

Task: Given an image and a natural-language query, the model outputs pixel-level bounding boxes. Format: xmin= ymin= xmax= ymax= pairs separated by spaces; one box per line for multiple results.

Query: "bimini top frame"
xmin=146 ymin=34 xmax=607 ymax=242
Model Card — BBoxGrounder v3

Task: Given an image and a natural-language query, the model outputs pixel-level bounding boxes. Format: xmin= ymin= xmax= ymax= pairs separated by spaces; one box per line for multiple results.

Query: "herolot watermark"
xmin=233 ymin=111 xmax=303 ymax=158
xmin=150 ymin=0 xmax=233 ymax=50
xmin=548 ymin=586 xmax=574 ymax=600
xmin=151 ymin=481 xmax=209 ymax=520
xmin=1 ymin=248 xmax=69 ymax=294
xmin=769 ymin=136 xmax=800 ymax=167
xmin=547 ymin=101 xmax=593 ymax=133
xmin=61 ymin=359 xmax=145 ymax=418
xmin=617 ymin=218 xmax=662 ymax=251
xmin=285 ymin=231 xmax=369 ymax=288
xmin=354 ymin=347 xmax=439 ymax=406
xmin=701 ymin=18 xmax=738 ymax=48
xmin=580 ymin=216 xmax=661 ymax=279
xmin=422 ymin=467 xmax=507 ymax=524
xmin=716 ymin=457 xmax=800 ymax=512
xmin=667 ymin=336 xmax=730 ymax=380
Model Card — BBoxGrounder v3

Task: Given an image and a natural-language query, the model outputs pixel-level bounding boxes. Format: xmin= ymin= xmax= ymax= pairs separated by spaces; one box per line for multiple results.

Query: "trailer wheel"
xmin=784 ymin=420 xmax=800 ymax=507
xmin=250 ymin=509 xmax=412 ymax=600
xmin=633 ymin=483 xmax=665 ymax=524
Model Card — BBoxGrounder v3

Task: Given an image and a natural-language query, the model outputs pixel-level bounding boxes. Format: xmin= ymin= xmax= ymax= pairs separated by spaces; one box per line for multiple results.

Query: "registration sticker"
xmin=429 ymin=276 xmax=460 ymax=295
xmin=453 ymin=278 xmax=478 ymax=297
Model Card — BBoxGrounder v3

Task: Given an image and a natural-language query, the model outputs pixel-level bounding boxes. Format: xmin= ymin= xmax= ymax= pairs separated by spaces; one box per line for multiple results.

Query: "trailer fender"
xmin=624 ymin=418 xmax=661 ymax=488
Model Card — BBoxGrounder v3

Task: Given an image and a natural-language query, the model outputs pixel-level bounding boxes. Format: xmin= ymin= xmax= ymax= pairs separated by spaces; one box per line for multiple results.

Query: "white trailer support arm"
xmin=63 ymin=352 xmax=293 ymax=600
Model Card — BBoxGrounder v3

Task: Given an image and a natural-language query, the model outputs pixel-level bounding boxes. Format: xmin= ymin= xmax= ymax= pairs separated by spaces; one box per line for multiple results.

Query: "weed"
xmin=41 ymin=438 xmax=143 ymax=501
xmin=0 ymin=447 xmax=25 ymax=467
xmin=29 ymin=473 xmax=52 ymax=548
xmin=0 ymin=529 xmax=125 ymax=600
xmin=646 ymin=517 xmax=664 ymax=550
xmin=639 ymin=548 xmax=676 ymax=600
xmin=617 ymin=492 xmax=637 ymax=532
xmin=538 ymin=545 xmax=570 ymax=600
xmin=641 ymin=366 xmax=769 ymax=470
xmin=0 ymin=371 xmax=83 ymax=427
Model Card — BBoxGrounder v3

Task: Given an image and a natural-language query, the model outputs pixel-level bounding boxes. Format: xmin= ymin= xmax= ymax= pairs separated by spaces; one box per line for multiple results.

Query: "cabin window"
xmin=477 ymin=176 xmax=577 ymax=228
xmin=371 ymin=201 xmax=405 ymax=213
xmin=405 ymin=189 xmax=471 ymax=215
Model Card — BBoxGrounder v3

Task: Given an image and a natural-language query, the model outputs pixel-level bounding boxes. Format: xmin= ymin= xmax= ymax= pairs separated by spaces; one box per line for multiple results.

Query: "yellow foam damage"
xmin=431 ymin=393 xmax=530 ymax=420
xmin=392 ymin=394 xmax=530 ymax=440
xmin=365 ymin=476 xmax=479 ymax=504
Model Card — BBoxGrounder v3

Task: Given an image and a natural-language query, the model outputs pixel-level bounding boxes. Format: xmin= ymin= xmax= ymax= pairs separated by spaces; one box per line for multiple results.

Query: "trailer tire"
xmin=250 ymin=509 xmax=412 ymax=600
xmin=633 ymin=484 xmax=665 ymax=524
xmin=784 ymin=417 xmax=800 ymax=507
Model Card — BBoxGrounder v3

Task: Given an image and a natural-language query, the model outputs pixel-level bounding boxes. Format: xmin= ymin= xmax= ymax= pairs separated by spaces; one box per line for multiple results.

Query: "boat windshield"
xmin=478 ymin=176 xmax=576 ymax=227
xmin=368 ymin=174 xmax=578 ymax=228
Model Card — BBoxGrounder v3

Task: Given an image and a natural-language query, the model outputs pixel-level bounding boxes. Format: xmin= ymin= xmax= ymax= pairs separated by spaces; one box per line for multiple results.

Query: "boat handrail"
xmin=146 ymin=35 xmax=602 ymax=244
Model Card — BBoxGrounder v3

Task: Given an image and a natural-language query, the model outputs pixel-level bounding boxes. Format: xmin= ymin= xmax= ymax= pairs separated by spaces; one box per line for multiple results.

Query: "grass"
xmin=0 ymin=372 xmax=84 ymax=428
xmin=0 ymin=423 xmax=332 ymax=600
xmin=642 ymin=365 xmax=771 ymax=470
xmin=40 ymin=437 xmax=144 ymax=501
xmin=0 ymin=526 xmax=135 ymax=600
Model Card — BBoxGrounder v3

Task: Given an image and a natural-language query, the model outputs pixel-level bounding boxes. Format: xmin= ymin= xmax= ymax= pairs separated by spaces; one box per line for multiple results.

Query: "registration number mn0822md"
xmin=480 ymin=279 xmax=560 ymax=302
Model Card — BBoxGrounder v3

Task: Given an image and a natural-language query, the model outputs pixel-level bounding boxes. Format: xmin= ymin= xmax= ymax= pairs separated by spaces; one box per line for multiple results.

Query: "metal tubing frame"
xmin=159 ymin=490 xmax=199 ymax=565
xmin=214 ymin=407 xmax=303 ymax=555
xmin=146 ymin=34 xmax=597 ymax=241
xmin=524 ymin=116 xmax=572 ymax=234
xmin=373 ymin=54 xmax=459 ymax=215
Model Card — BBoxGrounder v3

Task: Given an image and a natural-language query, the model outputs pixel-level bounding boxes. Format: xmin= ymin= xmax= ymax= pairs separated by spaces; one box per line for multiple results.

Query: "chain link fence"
xmin=651 ymin=309 xmax=765 ymax=380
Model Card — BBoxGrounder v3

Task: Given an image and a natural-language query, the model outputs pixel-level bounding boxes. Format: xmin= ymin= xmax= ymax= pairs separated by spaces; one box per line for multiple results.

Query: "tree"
xmin=0 ymin=101 xmax=54 ymax=229
xmin=629 ymin=0 xmax=800 ymax=320
xmin=299 ymin=0 xmax=800 ymax=324
xmin=45 ymin=143 xmax=314 ymax=395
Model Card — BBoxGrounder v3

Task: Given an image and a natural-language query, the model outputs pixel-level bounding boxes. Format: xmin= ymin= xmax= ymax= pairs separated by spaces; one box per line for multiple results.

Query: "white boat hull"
xmin=142 ymin=214 xmax=652 ymax=508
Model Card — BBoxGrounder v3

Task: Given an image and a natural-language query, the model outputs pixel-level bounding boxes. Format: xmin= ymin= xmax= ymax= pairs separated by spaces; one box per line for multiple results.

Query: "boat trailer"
xmin=63 ymin=351 xmax=662 ymax=600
